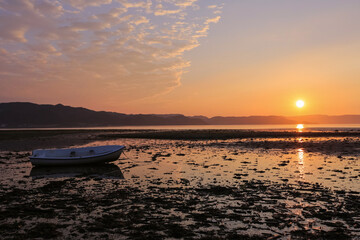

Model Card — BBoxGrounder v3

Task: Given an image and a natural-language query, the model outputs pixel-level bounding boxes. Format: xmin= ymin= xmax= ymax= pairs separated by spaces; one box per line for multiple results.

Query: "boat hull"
xmin=30 ymin=145 xmax=125 ymax=166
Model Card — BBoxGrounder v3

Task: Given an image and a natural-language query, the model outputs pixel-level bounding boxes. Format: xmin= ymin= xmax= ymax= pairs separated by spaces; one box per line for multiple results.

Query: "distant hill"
xmin=206 ymin=116 xmax=295 ymax=125
xmin=195 ymin=115 xmax=360 ymax=125
xmin=0 ymin=102 xmax=206 ymax=128
xmin=287 ymin=115 xmax=360 ymax=124
xmin=0 ymin=102 xmax=359 ymax=128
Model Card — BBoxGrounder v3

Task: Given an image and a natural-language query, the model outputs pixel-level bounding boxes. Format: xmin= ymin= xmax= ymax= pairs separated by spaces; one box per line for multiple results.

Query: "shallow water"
xmin=76 ymin=138 xmax=360 ymax=191
xmin=2 ymin=123 xmax=360 ymax=130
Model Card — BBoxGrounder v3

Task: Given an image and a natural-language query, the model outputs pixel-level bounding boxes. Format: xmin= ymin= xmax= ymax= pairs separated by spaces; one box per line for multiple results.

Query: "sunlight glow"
xmin=296 ymin=124 xmax=304 ymax=132
xmin=296 ymin=100 xmax=305 ymax=108
xmin=297 ymin=148 xmax=305 ymax=179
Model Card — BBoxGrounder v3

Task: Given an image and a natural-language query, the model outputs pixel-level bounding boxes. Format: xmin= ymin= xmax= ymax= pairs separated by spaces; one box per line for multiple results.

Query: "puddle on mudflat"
xmin=76 ymin=138 xmax=360 ymax=191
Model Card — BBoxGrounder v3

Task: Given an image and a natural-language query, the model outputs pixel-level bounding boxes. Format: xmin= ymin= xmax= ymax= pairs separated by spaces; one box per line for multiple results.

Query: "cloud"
xmin=205 ymin=16 xmax=221 ymax=24
xmin=0 ymin=0 xmax=223 ymax=109
xmin=118 ymin=0 xmax=151 ymax=9
xmin=62 ymin=0 xmax=113 ymax=9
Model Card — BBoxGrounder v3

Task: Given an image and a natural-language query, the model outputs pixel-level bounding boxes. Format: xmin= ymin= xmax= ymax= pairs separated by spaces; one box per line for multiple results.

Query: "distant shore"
xmin=2 ymin=102 xmax=360 ymax=128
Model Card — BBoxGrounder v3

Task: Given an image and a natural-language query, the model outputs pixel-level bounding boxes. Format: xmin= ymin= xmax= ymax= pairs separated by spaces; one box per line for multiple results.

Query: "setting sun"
xmin=296 ymin=100 xmax=305 ymax=108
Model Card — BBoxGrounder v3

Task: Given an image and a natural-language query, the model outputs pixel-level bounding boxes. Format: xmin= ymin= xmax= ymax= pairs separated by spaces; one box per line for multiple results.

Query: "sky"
xmin=0 ymin=0 xmax=359 ymax=116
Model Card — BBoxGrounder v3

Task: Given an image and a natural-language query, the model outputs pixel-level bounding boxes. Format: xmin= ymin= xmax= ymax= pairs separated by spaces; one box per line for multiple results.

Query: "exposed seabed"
xmin=0 ymin=130 xmax=359 ymax=239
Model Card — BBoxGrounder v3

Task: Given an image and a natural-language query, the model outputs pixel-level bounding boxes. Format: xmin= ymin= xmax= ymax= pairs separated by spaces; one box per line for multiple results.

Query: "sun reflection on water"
xmin=297 ymin=148 xmax=304 ymax=179
xmin=296 ymin=124 xmax=304 ymax=132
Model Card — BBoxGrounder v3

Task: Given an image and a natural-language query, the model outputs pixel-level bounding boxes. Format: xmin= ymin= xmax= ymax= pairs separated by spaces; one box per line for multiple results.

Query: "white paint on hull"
xmin=30 ymin=145 xmax=125 ymax=166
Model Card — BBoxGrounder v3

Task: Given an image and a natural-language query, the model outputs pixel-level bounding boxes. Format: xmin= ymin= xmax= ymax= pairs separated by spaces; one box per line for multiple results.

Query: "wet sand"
xmin=0 ymin=130 xmax=359 ymax=239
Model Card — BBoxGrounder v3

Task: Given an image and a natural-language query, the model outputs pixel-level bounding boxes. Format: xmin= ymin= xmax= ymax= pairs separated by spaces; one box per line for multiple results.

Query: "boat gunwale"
xmin=30 ymin=145 xmax=125 ymax=161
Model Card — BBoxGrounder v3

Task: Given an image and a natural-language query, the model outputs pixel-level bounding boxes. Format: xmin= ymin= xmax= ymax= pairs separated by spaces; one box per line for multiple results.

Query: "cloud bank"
xmin=0 ymin=0 xmax=222 ymax=109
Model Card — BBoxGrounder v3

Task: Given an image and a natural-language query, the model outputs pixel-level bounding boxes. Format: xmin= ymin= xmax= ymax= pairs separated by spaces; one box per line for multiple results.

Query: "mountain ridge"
xmin=1 ymin=102 xmax=360 ymax=128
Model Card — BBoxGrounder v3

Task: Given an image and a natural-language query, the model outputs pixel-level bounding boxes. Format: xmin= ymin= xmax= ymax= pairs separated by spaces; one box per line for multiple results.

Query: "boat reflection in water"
xmin=30 ymin=163 xmax=124 ymax=179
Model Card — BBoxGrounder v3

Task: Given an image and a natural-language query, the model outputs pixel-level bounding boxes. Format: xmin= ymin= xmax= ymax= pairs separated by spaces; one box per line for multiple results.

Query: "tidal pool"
xmin=76 ymin=138 xmax=360 ymax=191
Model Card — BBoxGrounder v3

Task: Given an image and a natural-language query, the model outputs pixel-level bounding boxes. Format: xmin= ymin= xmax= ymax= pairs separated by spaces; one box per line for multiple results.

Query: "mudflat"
xmin=0 ymin=129 xmax=359 ymax=239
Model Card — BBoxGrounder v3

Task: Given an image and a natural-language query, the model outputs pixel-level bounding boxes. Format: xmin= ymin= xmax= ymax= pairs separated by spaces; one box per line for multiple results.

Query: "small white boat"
xmin=30 ymin=145 xmax=125 ymax=166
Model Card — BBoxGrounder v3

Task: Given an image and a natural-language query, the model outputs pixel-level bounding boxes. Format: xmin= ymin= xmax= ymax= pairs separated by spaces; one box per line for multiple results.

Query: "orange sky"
xmin=0 ymin=0 xmax=359 ymax=116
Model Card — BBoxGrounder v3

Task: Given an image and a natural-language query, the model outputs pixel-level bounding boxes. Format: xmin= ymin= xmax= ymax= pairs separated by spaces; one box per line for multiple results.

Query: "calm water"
xmin=84 ymin=138 xmax=360 ymax=191
xmin=2 ymin=124 xmax=360 ymax=131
